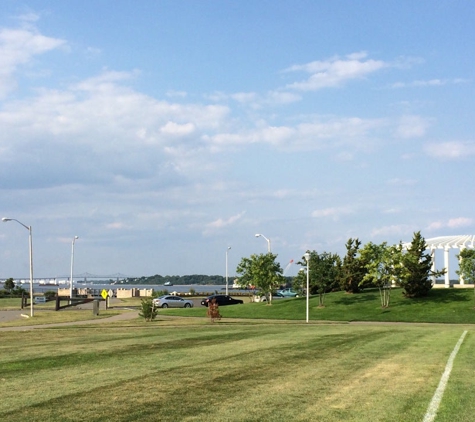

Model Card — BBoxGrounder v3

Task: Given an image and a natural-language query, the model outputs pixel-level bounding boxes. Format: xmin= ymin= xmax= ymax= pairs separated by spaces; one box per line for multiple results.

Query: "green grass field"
xmin=1 ymin=320 xmax=474 ymax=421
xmin=1 ymin=288 xmax=475 ymax=421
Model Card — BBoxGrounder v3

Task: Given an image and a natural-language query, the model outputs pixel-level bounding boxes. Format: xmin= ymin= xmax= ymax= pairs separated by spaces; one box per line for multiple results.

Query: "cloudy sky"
xmin=1 ymin=1 xmax=474 ymax=279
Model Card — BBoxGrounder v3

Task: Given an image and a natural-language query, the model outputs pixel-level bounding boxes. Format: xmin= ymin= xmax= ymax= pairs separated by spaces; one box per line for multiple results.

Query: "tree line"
xmin=234 ymin=231 xmax=468 ymax=307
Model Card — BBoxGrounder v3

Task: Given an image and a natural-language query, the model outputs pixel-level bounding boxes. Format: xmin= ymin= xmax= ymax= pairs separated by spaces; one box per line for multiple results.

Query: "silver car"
xmin=153 ymin=295 xmax=193 ymax=308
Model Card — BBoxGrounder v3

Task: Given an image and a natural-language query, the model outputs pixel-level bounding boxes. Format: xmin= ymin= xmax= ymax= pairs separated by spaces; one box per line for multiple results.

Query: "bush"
xmin=44 ymin=290 xmax=57 ymax=300
xmin=139 ymin=297 xmax=158 ymax=322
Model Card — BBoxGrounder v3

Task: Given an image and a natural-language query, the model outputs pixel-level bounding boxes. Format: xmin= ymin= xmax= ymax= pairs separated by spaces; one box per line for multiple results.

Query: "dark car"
xmin=201 ymin=294 xmax=243 ymax=307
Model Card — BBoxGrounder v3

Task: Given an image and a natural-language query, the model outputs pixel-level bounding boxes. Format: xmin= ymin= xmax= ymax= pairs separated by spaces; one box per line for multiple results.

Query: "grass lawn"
xmin=162 ymin=287 xmax=475 ymax=324
xmin=1 ymin=319 xmax=474 ymax=421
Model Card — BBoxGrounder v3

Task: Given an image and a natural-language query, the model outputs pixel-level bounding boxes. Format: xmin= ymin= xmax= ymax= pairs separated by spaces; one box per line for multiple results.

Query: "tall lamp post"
xmin=70 ymin=236 xmax=79 ymax=301
xmin=255 ymin=233 xmax=271 ymax=253
xmin=225 ymin=246 xmax=231 ymax=295
xmin=304 ymin=252 xmax=310 ymax=323
xmin=2 ymin=217 xmax=34 ymax=317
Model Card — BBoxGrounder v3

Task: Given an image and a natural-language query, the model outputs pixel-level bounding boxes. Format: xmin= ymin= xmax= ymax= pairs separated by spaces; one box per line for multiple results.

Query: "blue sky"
xmin=1 ymin=1 xmax=474 ymax=279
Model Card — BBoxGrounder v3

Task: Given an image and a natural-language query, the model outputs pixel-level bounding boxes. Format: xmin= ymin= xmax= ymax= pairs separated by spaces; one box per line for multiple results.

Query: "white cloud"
xmin=396 ymin=115 xmax=431 ymax=138
xmin=448 ymin=217 xmax=473 ymax=228
xmin=391 ymin=78 xmax=469 ymax=88
xmin=427 ymin=221 xmax=444 ymax=231
xmin=204 ymin=211 xmax=246 ymax=234
xmin=0 ymin=26 xmax=66 ymax=98
xmin=284 ymin=51 xmax=387 ymax=91
xmin=160 ymin=121 xmax=195 ymax=136
xmin=371 ymin=224 xmax=414 ymax=237
xmin=426 ymin=217 xmax=473 ymax=231
xmin=311 ymin=207 xmax=353 ymax=220
xmin=424 ymin=141 xmax=475 ymax=160
xmin=387 ymin=178 xmax=417 ymax=186
xmin=205 ymin=115 xmax=385 ymax=152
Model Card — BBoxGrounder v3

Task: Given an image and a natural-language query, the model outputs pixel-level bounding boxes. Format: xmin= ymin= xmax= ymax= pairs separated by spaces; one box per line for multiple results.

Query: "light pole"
xmin=304 ymin=252 xmax=310 ymax=323
xmin=225 ymin=246 xmax=231 ymax=295
xmin=255 ymin=233 xmax=271 ymax=253
xmin=70 ymin=236 xmax=79 ymax=301
xmin=2 ymin=217 xmax=34 ymax=317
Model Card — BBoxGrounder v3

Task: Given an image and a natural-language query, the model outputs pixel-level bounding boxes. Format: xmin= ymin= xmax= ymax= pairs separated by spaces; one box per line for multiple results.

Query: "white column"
xmin=459 ymin=247 xmax=465 ymax=285
xmin=431 ymin=248 xmax=436 ymax=286
xmin=444 ymin=246 xmax=450 ymax=288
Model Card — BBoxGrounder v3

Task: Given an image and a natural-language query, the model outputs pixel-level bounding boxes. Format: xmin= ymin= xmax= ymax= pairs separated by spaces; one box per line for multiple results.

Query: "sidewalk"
xmin=0 ymin=309 xmax=139 ymax=331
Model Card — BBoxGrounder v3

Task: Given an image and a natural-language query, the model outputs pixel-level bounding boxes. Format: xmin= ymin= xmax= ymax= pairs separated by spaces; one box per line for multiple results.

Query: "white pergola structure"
xmin=403 ymin=235 xmax=475 ymax=288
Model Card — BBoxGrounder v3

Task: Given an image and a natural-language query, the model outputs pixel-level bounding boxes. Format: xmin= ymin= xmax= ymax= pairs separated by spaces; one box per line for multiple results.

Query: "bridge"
xmin=0 ymin=273 xmax=135 ymax=283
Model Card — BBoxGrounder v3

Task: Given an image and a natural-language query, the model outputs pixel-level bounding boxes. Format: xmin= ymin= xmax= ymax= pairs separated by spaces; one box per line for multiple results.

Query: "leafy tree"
xmin=236 ymin=253 xmax=284 ymax=304
xmin=295 ymin=251 xmax=341 ymax=307
xmin=360 ymin=242 xmax=403 ymax=308
xmin=139 ymin=297 xmax=158 ymax=322
xmin=399 ymin=231 xmax=445 ymax=298
xmin=339 ymin=238 xmax=366 ymax=293
xmin=456 ymin=248 xmax=475 ymax=306
xmin=4 ymin=278 xmax=15 ymax=292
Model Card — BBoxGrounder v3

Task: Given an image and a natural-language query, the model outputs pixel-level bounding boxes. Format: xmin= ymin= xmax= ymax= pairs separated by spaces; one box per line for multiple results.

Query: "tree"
xmin=399 ymin=231 xmax=445 ymax=298
xmin=360 ymin=242 xmax=403 ymax=308
xmin=4 ymin=278 xmax=15 ymax=292
xmin=295 ymin=251 xmax=341 ymax=307
xmin=339 ymin=238 xmax=366 ymax=293
xmin=456 ymin=248 xmax=475 ymax=306
xmin=236 ymin=253 xmax=284 ymax=304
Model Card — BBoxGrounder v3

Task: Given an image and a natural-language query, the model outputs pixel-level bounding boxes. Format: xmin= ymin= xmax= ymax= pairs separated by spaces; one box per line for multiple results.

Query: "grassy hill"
xmin=164 ymin=287 xmax=475 ymax=324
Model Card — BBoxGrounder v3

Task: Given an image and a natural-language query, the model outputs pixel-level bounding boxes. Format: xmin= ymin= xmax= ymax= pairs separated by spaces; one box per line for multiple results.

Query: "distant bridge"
xmin=0 ymin=273 xmax=135 ymax=282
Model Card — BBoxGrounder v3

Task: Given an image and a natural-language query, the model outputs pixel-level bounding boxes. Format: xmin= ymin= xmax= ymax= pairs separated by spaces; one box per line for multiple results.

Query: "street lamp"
xmin=225 ymin=246 xmax=231 ymax=295
xmin=304 ymin=252 xmax=310 ymax=323
xmin=2 ymin=217 xmax=34 ymax=317
xmin=70 ymin=236 xmax=79 ymax=301
xmin=255 ymin=233 xmax=271 ymax=253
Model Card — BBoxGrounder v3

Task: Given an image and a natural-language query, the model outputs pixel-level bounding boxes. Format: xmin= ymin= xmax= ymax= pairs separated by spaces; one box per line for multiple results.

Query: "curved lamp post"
xmin=225 ymin=246 xmax=231 ymax=295
xmin=304 ymin=252 xmax=311 ymax=323
xmin=255 ymin=233 xmax=271 ymax=253
xmin=70 ymin=236 xmax=79 ymax=301
xmin=2 ymin=217 xmax=34 ymax=317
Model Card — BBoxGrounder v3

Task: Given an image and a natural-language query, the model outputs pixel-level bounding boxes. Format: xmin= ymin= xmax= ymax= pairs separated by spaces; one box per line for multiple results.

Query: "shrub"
xmin=44 ymin=290 xmax=57 ymax=300
xmin=139 ymin=297 xmax=158 ymax=322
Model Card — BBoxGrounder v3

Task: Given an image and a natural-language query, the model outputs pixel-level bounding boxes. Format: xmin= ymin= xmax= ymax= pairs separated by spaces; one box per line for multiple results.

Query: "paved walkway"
xmin=0 ymin=309 xmax=139 ymax=331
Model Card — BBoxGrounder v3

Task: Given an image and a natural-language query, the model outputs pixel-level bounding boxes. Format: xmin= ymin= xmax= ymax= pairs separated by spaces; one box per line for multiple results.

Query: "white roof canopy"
xmin=403 ymin=235 xmax=475 ymax=250
xmin=425 ymin=235 xmax=475 ymax=249
xmin=401 ymin=235 xmax=475 ymax=287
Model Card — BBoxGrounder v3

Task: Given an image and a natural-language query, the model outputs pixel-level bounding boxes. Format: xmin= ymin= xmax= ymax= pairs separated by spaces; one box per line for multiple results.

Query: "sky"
xmin=0 ymin=0 xmax=474 ymax=279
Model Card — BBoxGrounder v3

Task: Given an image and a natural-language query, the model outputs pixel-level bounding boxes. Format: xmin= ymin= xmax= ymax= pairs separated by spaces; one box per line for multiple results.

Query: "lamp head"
xmin=304 ymin=252 xmax=311 ymax=262
xmin=2 ymin=217 xmax=12 ymax=222
xmin=255 ymin=234 xmax=261 ymax=238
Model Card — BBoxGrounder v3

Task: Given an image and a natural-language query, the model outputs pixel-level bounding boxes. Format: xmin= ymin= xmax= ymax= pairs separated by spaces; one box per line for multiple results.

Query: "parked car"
xmin=277 ymin=288 xmax=299 ymax=297
xmin=260 ymin=292 xmax=285 ymax=302
xmin=201 ymin=295 xmax=243 ymax=307
xmin=153 ymin=295 xmax=193 ymax=308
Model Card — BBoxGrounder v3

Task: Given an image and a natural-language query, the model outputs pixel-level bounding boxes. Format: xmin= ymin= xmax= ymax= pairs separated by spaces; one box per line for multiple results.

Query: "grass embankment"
xmin=1 ymin=321 xmax=474 ymax=421
xmin=163 ymin=287 xmax=475 ymax=324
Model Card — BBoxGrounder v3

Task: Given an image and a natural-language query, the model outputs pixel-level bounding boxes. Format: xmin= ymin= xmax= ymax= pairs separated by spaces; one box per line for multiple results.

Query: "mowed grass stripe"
xmin=1 ymin=323 xmax=471 ymax=421
xmin=426 ymin=330 xmax=475 ymax=422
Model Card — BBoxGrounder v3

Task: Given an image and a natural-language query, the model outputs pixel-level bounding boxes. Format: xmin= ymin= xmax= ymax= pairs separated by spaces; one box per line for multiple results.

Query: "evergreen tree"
xmin=339 ymin=238 xmax=365 ymax=293
xmin=399 ymin=231 xmax=444 ymax=297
